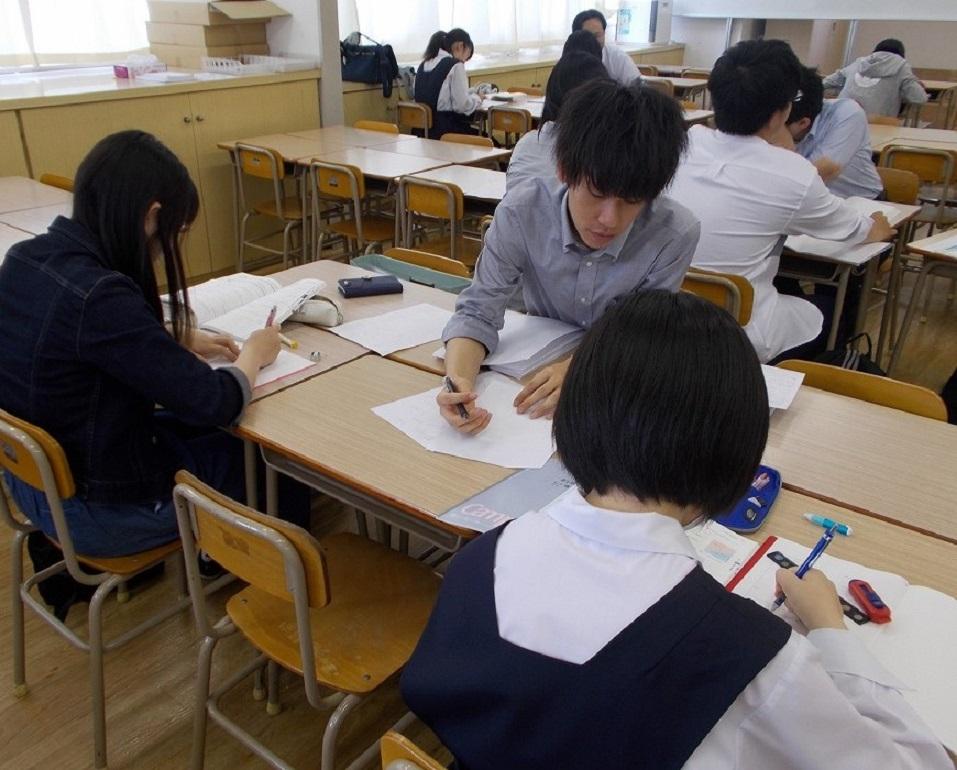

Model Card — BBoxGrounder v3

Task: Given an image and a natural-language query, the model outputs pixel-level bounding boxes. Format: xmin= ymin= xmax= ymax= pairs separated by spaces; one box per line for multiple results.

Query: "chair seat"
xmin=328 ymin=215 xmax=395 ymax=242
xmin=226 ymin=532 xmax=440 ymax=694
xmin=252 ymin=196 xmax=304 ymax=220
xmin=45 ymin=534 xmax=182 ymax=577
xmin=416 ymin=235 xmax=483 ymax=267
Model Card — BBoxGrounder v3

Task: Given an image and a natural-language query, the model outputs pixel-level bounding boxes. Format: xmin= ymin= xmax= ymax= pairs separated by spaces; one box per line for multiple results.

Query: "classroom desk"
xmin=642 ymin=75 xmax=709 ymax=98
xmin=287 ymin=126 xmax=420 ymax=149
xmin=301 ymin=147 xmax=450 ymax=181
xmin=0 ymin=222 xmax=30 ymax=261
xmin=409 ymin=165 xmax=507 ymax=203
xmin=868 ymin=124 xmax=957 ymax=153
xmin=370 ymin=137 xmax=512 ymax=167
xmin=477 ymin=97 xmax=713 ymax=127
xmin=0 ymin=176 xmax=72 ymax=214
xmin=917 ymin=80 xmax=957 ymax=130
xmin=764 ymin=384 xmax=957 ymax=545
xmin=217 ymin=132 xmax=349 ymax=162
xmin=0 ymin=201 xmax=70 ymax=235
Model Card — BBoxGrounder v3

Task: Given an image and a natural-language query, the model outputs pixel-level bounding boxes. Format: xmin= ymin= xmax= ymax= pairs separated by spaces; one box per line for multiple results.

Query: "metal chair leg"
xmin=190 ymin=634 xmax=218 ymax=770
xmin=89 ymin=577 xmax=120 ymax=769
xmin=252 ymin=663 xmax=266 ymax=701
xmin=888 ymin=266 xmax=931 ymax=376
xmin=266 ymin=659 xmax=282 ymax=716
xmin=320 ymin=693 xmax=363 ymax=770
xmin=11 ymin=532 xmax=28 ymax=698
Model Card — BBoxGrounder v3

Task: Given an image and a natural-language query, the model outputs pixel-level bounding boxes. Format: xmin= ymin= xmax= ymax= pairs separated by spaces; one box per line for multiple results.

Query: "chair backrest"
xmin=637 ymin=64 xmax=659 ymax=76
xmin=237 ymin=143 xmax=285 ymax=181
xmin=384 ymin=246 xmax=471 ymax=277
xmin=38 ymin=173 xmax=74 ymax=192
xmin=487 ymin=106 xmax=532 ymax=137
xmin=681 ymin=268 xmax=754 ymax=326
xmin=508 ymin=86 xmax=544 ymax=97
xmin=440 ymin=133 xmax=494 ymax=148
xmin=879 ymin=144 xmax=957 ymax=185
xmin=644 ymin=78 xmax=675 ymax=99
xmin=399 ymin=176 xmax=464 ymax=221
xmin=868 ymin=114 xmax=903 ymax=126
xmin=173 ymin=470 xmax=331 ymax=607
xmin=876 ymin=166 xmax=920 ymax=205
xmin=776 ymin=360 xmax=948 ymax=420
xmin=0 ymin=409 xmax=75 ymax=501
xmin=354 ymin=120 xmax=399 ymax=134
xmin=397 ymin=101 xmax=433 ymax=132
xmin=380 ymin=731 xmax=445 ymax=770
xmin=681 ymin=67 xmax=711 ymax=79
xmin=311 ymin=160 xmax=366 ymax=202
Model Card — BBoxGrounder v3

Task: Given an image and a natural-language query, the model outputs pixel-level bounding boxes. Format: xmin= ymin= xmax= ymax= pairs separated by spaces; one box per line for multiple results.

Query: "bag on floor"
xmin=814 ymin=332 xmax=886 ymax=376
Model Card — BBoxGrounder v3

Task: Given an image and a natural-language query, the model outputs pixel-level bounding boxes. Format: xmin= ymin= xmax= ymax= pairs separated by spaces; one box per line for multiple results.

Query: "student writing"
xmin=414 ymin=28 xmax=482 ymax=139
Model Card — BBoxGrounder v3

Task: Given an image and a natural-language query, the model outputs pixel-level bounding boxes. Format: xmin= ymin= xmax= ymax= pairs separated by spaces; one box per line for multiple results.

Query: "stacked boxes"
xmin=146 ymin=1 xmax=289 ymax=69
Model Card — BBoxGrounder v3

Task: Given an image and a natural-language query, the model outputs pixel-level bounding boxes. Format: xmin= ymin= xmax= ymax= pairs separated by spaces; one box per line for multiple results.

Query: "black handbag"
xmin=340 ymin=33 xmax=399 ymax=98
xmin=813 ymin=332 xmax=886 ymax=376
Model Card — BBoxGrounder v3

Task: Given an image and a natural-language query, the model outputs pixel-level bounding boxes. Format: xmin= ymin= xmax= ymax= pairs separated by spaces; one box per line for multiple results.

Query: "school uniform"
xmin=442 ymin=178 xmax=699 ymax=353
xmin=414 ymin=50 xmax=482 ymax=138
xmin=823 ymin=52 xmax=928 ymax=118
xmin=504 ymin=121 xmax=557 ymax=193
xmin=401 ymin=488 xmax=951 ymax=770
xmin=797 ymin=99 xmax=884 ymax=200
xmin=667 ymin=125 xmax=874 ymax=362
xmin=602 ymin=41 xmax=641 ymax=85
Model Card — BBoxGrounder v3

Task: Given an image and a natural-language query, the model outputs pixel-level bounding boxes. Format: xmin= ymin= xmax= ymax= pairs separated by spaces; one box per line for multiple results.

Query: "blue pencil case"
xmin=714 ymin=465 xmax=781 ymax=532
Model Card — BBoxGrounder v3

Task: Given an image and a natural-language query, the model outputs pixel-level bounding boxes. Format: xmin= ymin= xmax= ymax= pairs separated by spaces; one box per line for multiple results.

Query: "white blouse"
xmin=420 ymin=50 xmax=482 ymax=115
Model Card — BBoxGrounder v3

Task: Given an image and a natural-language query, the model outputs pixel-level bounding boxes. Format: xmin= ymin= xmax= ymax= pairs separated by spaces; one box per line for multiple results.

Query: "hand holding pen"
xmin=772 ymin=526 xmax=846 ymax=630
xmin=771 ymin=525 xmax=837 ymax=610
xmin=263 ymin=305 xmax=298 ymax=349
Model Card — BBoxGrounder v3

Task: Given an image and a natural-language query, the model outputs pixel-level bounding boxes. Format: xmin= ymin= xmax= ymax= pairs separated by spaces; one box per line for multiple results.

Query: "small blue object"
xmin=713 ymin=465 xmax=781 ymax=533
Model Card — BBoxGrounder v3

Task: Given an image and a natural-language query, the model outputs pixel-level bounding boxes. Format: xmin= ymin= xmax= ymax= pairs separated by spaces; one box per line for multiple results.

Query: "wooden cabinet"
xmin=342 ymin=84 xmax=399 ymax=126
xmin=0 ymin=112 xmax=29 ymax=177
xmin=632 ymin=48 xmax=684 ymax=66
xmin=471 ymin=68 xmax=539 ymax=91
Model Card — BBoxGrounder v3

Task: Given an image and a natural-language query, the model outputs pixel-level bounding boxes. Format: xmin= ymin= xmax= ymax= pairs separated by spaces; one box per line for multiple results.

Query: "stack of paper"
xmin=762 ymin=364 xmax=804 ymax=410
xmin=330 ymin=304 xmax=452 ymax=355
xmin=435 ymin=310 xmax=584 ymax=379
xmin=210 ymin=348 xmax=313 ymax=388
xmin=371 ymin=372 xmax=554 ymax=469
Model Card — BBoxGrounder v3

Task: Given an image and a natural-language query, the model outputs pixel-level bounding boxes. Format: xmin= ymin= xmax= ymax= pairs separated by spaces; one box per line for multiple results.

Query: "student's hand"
xmin=243 ymin=326 xmax=281 ymax=369
xmin=437 ymin=375 xmax=492 ymax=435
xmin=513 ymin=357 xmax=571 ymax=419
xmin=866 ymin=211 xmax=897 ymax=243
xmin=774 ymin=568 xmax=846 ymax=630
xmin=813 ymin=157 xmax=843 ymax=182
xmin=186 ymin=329 xmax=240 ymax=361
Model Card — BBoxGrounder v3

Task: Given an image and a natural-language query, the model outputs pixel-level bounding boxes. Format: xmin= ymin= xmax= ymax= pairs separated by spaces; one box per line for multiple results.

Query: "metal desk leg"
xmin=243 ymin=439 xmax=258 ymax=510
xmin=827 ymin=265 xmax=851 ymax=350
xmin=229 ymin=149 xmax=242 ymax=271
xmin=853 ymin=254 xmax=880 ymax=338
xmin=888 ymin=262 xmax=932 ymax=375
xmin=876 ymin=234 xmax=905 ymax=365
xmin=265 ymin=464 xmax=279 ymax=517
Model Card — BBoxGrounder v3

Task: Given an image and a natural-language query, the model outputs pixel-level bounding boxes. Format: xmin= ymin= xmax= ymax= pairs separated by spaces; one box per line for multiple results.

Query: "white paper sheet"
xmin=175 ymin=273 xmax=282 ymax=326
xmin=785 ymin=234 xmax=890 ymax=265
xmin=371 ymin=372 xmax=554 ymax=469
xmin=843 ymin=196 xmax=914 ymax=227
xmin=761 ymin=364 xmax=804 ymax=410
xmin=204 ymin=279 xmax=325 ymax=340
xmin=330 ymin=304 xmax=452 ymax=355
xmin=210 ymin=348 xmax=314 ymax=388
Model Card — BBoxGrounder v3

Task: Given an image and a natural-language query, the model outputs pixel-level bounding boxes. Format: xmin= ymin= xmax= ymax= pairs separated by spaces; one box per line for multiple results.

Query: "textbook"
xmin=164 ymin=273 xmax=324 ymax=340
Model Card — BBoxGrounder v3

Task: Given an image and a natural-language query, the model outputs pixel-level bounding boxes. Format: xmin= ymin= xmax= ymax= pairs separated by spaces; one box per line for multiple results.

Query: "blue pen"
xmin=771 ymin=525 xmax=838 ymax=611
xmin=803 ymin=513 xmax=853 ymax=536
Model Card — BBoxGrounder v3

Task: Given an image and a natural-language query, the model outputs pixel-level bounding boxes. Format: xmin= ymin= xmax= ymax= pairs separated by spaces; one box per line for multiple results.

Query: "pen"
xmin=803 ymin=513 xmax=853 ymax=536
xmin=771 ymin=524 xmax=837 ymax=611
xmin=277 ymin=332 xmax=298 ymax=350
xmin=443 ymin=376 xmax=470 ymax=420
xmin=264 ymin=305 xmax=277 ymax=328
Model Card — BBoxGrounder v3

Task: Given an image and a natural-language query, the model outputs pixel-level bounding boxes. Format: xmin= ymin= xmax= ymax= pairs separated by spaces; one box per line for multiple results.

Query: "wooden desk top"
xmin=0 ymin=223 xmax=30 ymax=261
xmin=868 ymin=124 xmax=957 ymax=152
xmin=643 ymin=75 xmax=708 ymax=92
xmin=480 ymin=97 xmax=543 ymax=121
xmin=0 ymin=177 xmax=72 ymax=215
xmin=922 ymin=80 xmax=957 ymax=94
xmin=765 ymin=385 xmax=957 ymax=544
xmin=410 ymin=165 xmax=506 ymax=202
xmin=237 ymin=355 xmax=512 ymax=534
xmin=0 ymin=202 xmax=70 ymax=235
xmin=371 ymin=137 xmax=511 ymax=166
xmin=906 ymin=228 xmax=957 ymax=260
xmin=217 ymin=133 xmax=349 ymax=161
xmin=754 ymin=490 xmax=956 ymax=597
xmin=683 ymin=109 xmax=714 ymax=125
xmin=302 ymin=147 xmax=450 ymax=180
xmin=288 ymin=126 xmax=419 ymax=148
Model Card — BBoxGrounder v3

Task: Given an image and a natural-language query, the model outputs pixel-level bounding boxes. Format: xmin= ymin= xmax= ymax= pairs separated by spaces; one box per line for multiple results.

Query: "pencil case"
xmin=714 ymin=465 xmax=781 ymax=533
xmin=337 ymin=275 xmax=403 ymax=298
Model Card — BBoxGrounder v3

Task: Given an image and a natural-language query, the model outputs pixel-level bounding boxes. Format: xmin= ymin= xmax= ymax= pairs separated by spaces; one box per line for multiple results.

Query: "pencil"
xmin=277 ymin=332 xmax=298 ymax=350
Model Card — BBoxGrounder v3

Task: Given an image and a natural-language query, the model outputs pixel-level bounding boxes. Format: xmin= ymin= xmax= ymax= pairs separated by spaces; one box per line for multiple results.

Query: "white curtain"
xmin=1 ymin=0 xmax=149 ymax=67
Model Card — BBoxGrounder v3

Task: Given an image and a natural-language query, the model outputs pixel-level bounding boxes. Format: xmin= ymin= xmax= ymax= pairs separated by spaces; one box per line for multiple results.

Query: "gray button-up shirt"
xmin=442 ymin=179 xmax=700 ymax=353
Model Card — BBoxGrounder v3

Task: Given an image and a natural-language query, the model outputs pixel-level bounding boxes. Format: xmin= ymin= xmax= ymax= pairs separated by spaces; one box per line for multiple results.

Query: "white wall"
xmin=265 ymin=0 xmax=321 ymax=57
xmin=670 ymin=16 xmax=727 ymax=66
xmin=852 ymin=21 xmax=957 ymax=69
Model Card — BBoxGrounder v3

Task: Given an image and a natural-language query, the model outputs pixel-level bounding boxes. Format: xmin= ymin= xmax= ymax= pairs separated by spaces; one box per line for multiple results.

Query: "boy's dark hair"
xmin=554 ymin=290 xmax=769 ymax=516
xmin=542 ymin=52 xmax=609 ymax=124
xmin=786 ymin=65 xmax=824 ymax=126
xmin=556 ymin=80 xmax=687 ymax=201
xmin=73 ymin=130 xmax=198 ymax=343
xmin=874 ymin=38 xmax=905 ymax=57
xmin=423 ymin=28 xmax=474 ymax=61
xmin=562 ymin=29 xmax=602 ymax=60
xmin=708 ymin=39 xmax=801 ymax=135
xmin=571 ymin=9 xmax=607 ymax=31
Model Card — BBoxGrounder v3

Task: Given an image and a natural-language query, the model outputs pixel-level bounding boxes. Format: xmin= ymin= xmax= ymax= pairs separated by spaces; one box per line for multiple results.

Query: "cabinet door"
xmin=187 ymin=79 xmax=320 ymax=273
xmin=472 ymin=69 xmax=538 ymax=91
xmin=535 ymin=67 xmax=554 ymax=89
xmin=0 ymin=112 xmax=29 ymax=177
xmin=19 ymin=94 xmax=212 ymax=276
xmin=343 ymin=87 xmax=399 ymax=126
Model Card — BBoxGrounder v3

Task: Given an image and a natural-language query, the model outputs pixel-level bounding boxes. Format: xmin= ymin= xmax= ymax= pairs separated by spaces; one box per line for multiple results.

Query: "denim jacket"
xmin=0 ymin=217 xmax=250 ymax=504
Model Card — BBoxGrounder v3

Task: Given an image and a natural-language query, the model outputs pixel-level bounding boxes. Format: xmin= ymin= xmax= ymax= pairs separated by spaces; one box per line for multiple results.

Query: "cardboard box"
xmin=147 ymin=1 xmax=289 ymax=26
xmin=148 ymin=42 xmax=269 ymax=69
xmin=146 ymin=21 xmax=268 ymax=47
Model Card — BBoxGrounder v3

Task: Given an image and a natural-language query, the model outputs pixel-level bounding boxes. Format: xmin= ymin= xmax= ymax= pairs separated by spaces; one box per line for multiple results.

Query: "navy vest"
xmin=401 ymin=525 xmax=791 ymax=770
xmin=414 ymin=57 xmax=473 ymax=139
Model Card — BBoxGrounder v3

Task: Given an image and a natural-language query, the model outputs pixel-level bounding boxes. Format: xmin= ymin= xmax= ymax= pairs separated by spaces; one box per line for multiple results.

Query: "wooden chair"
xmin=310 ymin=161 xmax=395 ymax=259
xmin=507 ymin=86 xmax=544 ymax=97
xmin=354 ymin=120 xmax=399 ymax=134
xmin=637 ymin=64 xmax=659 ymax=76
xmin=0 ymin=409 xmax=222 ymax=769
xmin=383 ymin=246 xmax=471 ymax=277
xmin=643 ymin=78 xmax=675 ymax=99
xmin=486 ymin=106 xmax=532 ymax=148
xmin=172 ymin=471 xmax=441 ymax=770
xmin=681 ymin=268 xmax=754 ymax=326
xmin=380 ymin=731 xmax=445 ymax=770
xmin=681 ymin=67 xmax=711 ymax=78
xmin=397 ymin=176 xmax=482 ymax=267
xmin=440 ymin=133 xmax=494 ymax=148
xmin=235 ymin=142 xmax=305 ymax=270
xmin=879 ymin=145 xmax=957 ymax=232
xmin=877 ymin=166 xmax=920 ymax=206
xmin=868 ymin=114 xmax=903 ymax=126
xmin=397 ymin=101 xmax=433 ymax=136
xmin=38 ymin=173 xmax=74 ymax=192
xmin=776 ymin=360 xmax=947 ymax=420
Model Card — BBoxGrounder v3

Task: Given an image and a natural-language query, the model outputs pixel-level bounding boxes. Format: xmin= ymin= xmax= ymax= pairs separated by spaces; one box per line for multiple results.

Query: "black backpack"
xmin=813 ymin=333 xmax=886 ymax=376
xmin=340 ymin=33 xmax=399 ymax=98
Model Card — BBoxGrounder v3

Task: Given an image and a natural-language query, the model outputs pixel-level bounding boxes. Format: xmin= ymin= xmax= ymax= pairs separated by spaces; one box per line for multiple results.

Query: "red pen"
xmin=264 ymin=305 xmax=277 ymax=328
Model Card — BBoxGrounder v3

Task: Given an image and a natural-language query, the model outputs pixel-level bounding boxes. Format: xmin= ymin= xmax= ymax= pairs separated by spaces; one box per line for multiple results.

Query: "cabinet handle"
xmin=195 ymin=115 xmax=205 ymax=122
xmin=183 ymin=116 xmax=192 ymax=123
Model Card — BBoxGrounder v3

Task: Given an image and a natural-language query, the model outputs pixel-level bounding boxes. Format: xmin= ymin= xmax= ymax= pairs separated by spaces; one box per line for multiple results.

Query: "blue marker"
xmin=771 ymin=525 xmax=838 ymax=611
xmin=803 ymin=513 xmax=853 ymax=537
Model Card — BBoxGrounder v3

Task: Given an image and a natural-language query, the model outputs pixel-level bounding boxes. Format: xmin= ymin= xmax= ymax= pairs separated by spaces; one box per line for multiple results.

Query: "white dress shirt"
xmin=667 ymin=125 xmax=874 ymax=362
xmin=601 ymin=42 xmax=641 ymax=86
xmin=421 ymin=51 xmax=482 ymax=115
xmin=494 ymin=488 xmax=950 ymax=770
xmin=505 ymin=122 xmax=558 ymax=194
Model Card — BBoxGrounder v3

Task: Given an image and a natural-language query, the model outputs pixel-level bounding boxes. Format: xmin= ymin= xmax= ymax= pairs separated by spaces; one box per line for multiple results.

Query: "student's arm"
xmin=611 ymin=44 xmax=641 ymax=85
xmin=806 ymin=103 xmax=870 ymax=178
xmin=448 ymin=62 xmax=482 ymax=115
xmin=641 ymin=217 xmax=700 ymax=292
xmin=822 ymin=68 xmax=847 ymax=91
xmin=787 ymin=174 xmax=892 ymax=244
xmin=900 ymin=64 xmax=929 ymax=105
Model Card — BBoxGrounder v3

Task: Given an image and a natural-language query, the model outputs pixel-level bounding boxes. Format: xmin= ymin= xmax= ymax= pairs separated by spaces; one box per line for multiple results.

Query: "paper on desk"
xmin=371 ymin=372 xmax=554 ymax=469
xmin=843 ymin=196 xmax=910 ymax=226
xmin=762 ymin=364 xmax=804 ymax=410
xmin=205 ymin=279 xmax=325 ymax=340
xmin=785 ymin=234 xmax=890 ymax=263
xmin=330 ymin=303 xmax=452 ymax=355
xmin=210 ymin=348 xmax=314 ymax=388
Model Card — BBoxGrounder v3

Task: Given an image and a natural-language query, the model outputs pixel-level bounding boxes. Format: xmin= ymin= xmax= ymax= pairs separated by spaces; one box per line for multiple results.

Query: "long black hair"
xmin=542 ymin=51 xmax=608 ymax=124
xmin=72 ymin=130 xmax=198 ymax=343
xmin=423 ymin=28 xmax=474 ymax=61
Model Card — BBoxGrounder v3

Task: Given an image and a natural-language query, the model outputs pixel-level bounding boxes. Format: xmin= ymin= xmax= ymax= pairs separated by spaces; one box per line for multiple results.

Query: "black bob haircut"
xmin=562 ymin=29 xmax=602 ymax=60
xmin=708 ymin=39 xmax=801 ymax=136
xmin=786 ymin=65 xmax=824 ymax=126
xmin=554 ymin=290 xmax=769 ymax=516
xmin=572 ymin=9 xmax=606 ymax=31
xmin=542 ymin=51 xmax=609 ymax=124
xmin=874 ymin=38 xmax=905 ymax=57
xmin=556 ymin=79 xmax=687 ymax=201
